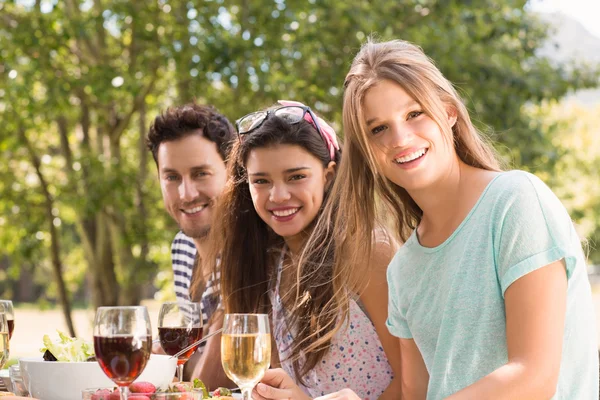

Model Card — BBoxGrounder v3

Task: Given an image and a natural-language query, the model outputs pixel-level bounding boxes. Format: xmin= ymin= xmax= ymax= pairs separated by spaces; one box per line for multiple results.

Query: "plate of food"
xmin=83 ymin=380 xmax=239 ymax=399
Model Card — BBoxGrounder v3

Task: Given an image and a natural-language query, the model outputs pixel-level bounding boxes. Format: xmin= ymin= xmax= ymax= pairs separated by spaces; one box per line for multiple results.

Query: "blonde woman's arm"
xmin=399 ymin=338 xmax=429 ymax=399
xmin=358 ymin=239 xmax=404 ymax=400
xmin=445 ymin=261 xmax=567 ymax=400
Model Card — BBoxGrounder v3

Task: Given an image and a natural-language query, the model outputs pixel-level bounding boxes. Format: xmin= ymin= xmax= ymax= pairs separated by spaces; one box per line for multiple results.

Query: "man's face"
xmin=157 ymin=132 xmax=227 ymax=240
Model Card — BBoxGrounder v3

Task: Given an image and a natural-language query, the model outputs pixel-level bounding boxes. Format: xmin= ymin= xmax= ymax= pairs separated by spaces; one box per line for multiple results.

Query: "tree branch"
xmin=64 ymin=0 xmax=102 ymax=64
xmin=109 ymin=71 xmax=159 ymax=142
xmin=93 ymin=0 xmax=107 ymax=60
xmin=57 ymin=116 xmax=73 ymax=168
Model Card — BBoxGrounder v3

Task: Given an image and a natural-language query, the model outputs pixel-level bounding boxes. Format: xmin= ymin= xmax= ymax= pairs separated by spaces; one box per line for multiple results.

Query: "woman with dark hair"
xmin=192 ymin=100 xmax=401 ymax=399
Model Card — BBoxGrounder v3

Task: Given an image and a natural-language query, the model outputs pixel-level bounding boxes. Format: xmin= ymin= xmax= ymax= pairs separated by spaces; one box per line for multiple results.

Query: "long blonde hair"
xmin=305 ymin=39 xmax=502 ymax=303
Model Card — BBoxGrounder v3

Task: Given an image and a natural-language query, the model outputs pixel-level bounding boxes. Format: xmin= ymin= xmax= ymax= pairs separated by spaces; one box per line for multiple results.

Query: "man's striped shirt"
xmin=171 ymin=231 xmax=221 ymax=354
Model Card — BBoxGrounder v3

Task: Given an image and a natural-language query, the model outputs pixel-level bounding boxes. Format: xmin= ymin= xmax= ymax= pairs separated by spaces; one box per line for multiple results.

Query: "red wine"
xmin=94 ymin=335 xmax=151 ymax=386
xmin=7 ymin=320 xmax=13 ymax=340
xmin=158 ymin=327 xmax=203 ymax=365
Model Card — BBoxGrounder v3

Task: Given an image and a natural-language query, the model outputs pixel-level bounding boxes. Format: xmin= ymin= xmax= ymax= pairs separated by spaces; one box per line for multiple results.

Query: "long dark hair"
xmin=192 ymin=112 xmax=343 ymax=385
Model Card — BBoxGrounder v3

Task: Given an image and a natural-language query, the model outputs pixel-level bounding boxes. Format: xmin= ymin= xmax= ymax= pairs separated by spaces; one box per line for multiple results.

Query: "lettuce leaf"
xmin=40 ymin=330 xmax=95 ymax=362
xmin=193 ymin=378 xmax=209 ymax=399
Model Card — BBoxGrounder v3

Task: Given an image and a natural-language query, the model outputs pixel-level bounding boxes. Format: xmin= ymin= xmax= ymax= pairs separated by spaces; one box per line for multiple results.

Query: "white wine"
xmin=221 ymin=333 xmax=271 ymax=388
xmin=0 ymin=332 xmax=9 ymax=369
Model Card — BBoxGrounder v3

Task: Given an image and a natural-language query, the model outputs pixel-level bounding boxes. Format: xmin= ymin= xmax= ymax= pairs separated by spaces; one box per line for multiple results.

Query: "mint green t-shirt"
xmin=386 ymin=171 xmax=598 ymax=399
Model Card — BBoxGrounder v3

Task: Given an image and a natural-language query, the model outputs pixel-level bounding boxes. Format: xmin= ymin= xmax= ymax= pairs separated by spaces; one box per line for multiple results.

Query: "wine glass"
xmin=93 ymin=306 xmax=152 ymax=400
xmin=0 ymin=300 xmax=14 ymax=340
xmin=221 ymin=314 xmax=271 ymax=400
xmin=158 ymin=300 xmax=203 ymax=382
xmin=0 ymin=312 xmax=9 ymax=369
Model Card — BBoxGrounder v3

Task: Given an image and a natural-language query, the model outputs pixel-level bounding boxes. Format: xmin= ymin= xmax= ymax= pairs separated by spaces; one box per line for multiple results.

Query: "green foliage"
xmin=0 ymin=0 xmax=598 ymax=306
xmin=527 ymin=101 xmax=600 ymax=264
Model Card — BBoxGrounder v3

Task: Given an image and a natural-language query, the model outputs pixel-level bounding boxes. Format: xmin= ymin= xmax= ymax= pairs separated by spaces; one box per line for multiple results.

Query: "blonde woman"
xmin=316 ymin=39 xmax=597 ymax=399
xmin=261 ymin=40 xmax=599 ymax=399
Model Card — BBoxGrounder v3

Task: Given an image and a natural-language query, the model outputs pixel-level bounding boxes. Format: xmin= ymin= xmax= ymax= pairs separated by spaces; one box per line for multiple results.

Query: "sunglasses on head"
xmin=235 ymin=105 xmax=324 ymax=139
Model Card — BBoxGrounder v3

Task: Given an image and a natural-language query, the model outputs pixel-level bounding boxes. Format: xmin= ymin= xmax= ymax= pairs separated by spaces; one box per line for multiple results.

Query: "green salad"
xmin=40 ymin=330 xmax=95 ymax=362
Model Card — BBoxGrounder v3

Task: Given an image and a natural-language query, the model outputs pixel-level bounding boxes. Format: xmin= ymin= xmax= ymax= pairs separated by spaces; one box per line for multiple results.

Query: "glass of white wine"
xmin=0 ymin=312 xmax=9 ymax=369
xmin=221 ymin=314 xmax=271 ymax=400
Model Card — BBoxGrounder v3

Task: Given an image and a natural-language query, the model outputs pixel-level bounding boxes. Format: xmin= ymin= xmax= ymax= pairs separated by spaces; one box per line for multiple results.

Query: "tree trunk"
xmin=47 ymin=209 xmax=76 ymax=337
xmin=118 ymin=101 xmax=153 ymax=305
xmin=76 ymin=214 xmax=120 ymax=308
xmin=105 ymin=208 xmax=141 ymax=306
xmin=137 ymin=102 xmax=150 ymax=269
xmin=95 ymin=216 xmax=119 ymax=306
xmin=19 ymin=127 xmax=76 ymax=336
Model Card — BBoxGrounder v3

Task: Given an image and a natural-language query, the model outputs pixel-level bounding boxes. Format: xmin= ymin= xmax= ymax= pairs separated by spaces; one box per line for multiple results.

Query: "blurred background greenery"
xmin=0 ymin=0 xmax=599 ymax=338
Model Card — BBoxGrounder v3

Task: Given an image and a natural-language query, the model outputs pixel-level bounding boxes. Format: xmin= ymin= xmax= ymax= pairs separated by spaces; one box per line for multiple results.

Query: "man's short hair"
xmin=147 ymin=103 xmax=236 ymax=164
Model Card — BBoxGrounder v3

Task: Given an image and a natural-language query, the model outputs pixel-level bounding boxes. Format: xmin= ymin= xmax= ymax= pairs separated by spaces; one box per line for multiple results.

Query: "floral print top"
xmin=269 ymin=256 xmax=394 ymax=399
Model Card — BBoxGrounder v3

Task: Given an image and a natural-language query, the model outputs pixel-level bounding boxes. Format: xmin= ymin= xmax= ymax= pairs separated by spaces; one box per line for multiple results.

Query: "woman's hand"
xmin=252 ymin=368 xmax=311 ymax=400
xmin=314 ymin=389 xmax=362 ymax=400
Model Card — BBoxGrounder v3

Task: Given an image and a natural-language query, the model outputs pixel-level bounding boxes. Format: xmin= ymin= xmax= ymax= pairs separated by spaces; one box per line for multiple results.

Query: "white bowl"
xmin=0 ymin=369 xmax=12 ymax=392
xmin=19 ymin=354 xmax=177 ymax=400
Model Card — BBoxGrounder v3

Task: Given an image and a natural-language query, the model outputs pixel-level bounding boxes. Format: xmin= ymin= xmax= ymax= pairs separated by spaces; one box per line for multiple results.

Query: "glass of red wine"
xmin=93 ymin=306 xmax=152 ymax=400
xmin=158 ymin=301 xmax=203 ymax=382
xmin=0 ymin=300 xmax=14 ymax=340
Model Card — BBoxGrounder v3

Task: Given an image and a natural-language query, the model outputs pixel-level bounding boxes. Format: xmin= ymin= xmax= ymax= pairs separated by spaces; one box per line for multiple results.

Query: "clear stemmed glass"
xmin=0 ymin=300 xmax=14 ymax=340
xmin=0 ymin=312 xmax=9 ymax=369
xmin=93 ymin=306 xmax=152 ymax=400
xmin=158 ymin=300 xmax=203 ymax=382
xmin=221 ymin=314 xmax=271 ymax=400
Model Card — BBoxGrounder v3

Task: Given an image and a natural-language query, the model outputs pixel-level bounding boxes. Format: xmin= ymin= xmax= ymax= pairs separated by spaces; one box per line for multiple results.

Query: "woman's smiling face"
xmin=246 ymin=144 xmax=335 ymax=241
xmin=363 ymin=79 xmax=457 ymax=193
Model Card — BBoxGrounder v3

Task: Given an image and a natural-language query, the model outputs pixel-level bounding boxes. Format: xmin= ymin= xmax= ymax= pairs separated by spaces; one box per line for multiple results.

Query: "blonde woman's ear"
xmin=446 ymin=106 xmax=458 ymax=128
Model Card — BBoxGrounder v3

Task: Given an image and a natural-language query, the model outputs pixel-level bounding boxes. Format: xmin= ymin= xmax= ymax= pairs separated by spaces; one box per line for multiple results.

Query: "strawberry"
xmin=109 ymin=390 xmax=121 ymax=400
xmin=128 ymin=396 xmax=151 ymax=400
xmin=213 ymin=387 xmax=232 ymax=397
xmin=130 ymin=381 xmax=157 ymax=394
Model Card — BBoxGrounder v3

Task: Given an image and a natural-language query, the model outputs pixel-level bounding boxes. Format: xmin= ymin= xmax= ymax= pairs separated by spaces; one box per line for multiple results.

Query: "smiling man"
xmin=146 ymin=103 xmax=235 ymax=386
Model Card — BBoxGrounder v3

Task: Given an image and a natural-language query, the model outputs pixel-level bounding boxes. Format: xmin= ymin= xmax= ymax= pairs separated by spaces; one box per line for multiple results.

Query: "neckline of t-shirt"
xmin=407 ymin=171 xmax=508 ymax=253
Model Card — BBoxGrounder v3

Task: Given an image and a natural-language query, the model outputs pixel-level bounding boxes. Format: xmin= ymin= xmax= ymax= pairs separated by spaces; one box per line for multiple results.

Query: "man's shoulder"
xmin=171 ymin=232 xmax=196 ymax=274
xmin=172 ymin=231 xmax=196 ymax=250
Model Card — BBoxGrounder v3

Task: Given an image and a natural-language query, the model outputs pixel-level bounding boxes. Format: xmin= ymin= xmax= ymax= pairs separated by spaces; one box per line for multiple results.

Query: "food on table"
xmin=40 ymin=330 xmax=95 ymax=362
xmin=210 ymin=387 xmax=232 ymax=398
xmin=166 ymin=379 xmax=208 ymax=398
xmin=86 ymin=379 xmax=234 ymax=399
xmin=130 ymin=381 xmax=157 ymax=394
